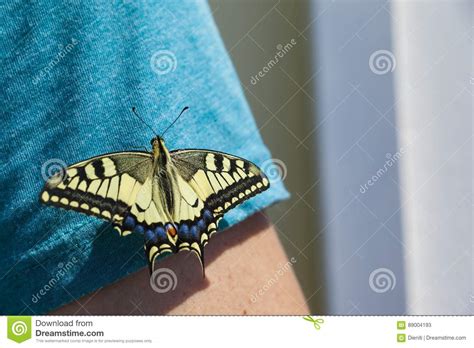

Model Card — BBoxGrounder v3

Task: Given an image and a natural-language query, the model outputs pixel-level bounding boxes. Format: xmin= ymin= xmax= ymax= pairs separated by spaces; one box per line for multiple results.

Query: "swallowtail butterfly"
xmin=40 ymin=107 xmax=270 ymax=275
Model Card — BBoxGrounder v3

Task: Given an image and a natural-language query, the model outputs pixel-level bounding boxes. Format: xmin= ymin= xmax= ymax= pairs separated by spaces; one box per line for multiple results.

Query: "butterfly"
xmin=39 ymin=107 xmax=270 ymax=275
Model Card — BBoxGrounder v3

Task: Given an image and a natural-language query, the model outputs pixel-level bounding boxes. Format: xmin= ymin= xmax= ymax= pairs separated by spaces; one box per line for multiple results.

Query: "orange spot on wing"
xmin=167 ymin=225 xmax=177 ymax=237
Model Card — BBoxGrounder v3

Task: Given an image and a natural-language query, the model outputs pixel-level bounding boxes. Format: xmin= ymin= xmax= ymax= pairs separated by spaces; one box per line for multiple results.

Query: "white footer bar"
xmin=1 ymin=315 xmax=472 ymax=347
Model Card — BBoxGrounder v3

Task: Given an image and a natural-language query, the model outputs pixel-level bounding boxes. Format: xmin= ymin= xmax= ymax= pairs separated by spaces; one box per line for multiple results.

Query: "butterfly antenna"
xmin=161 ymin=106 xmax=189 ymax=137
xmin=131 ymin=107 xmax=159 ymax=137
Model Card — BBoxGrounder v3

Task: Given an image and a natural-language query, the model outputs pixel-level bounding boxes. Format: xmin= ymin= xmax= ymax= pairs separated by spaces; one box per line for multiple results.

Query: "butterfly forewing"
xmin=40 ymin=152 xmax=153 ymax=227
xmin=170 ymin=149 xmax=270 ymax=217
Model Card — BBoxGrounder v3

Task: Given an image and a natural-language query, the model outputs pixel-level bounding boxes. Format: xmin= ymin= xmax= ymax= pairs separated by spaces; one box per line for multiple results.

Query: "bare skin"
xmin=53 ymin=213 xmax=308 ymax=315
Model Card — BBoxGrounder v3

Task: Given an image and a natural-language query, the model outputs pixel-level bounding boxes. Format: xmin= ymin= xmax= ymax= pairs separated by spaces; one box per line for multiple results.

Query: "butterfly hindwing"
xmin=40 ymin=151 xmax=153 ymax=232
xmin=126 ymin=172 xmax=220 ymax=273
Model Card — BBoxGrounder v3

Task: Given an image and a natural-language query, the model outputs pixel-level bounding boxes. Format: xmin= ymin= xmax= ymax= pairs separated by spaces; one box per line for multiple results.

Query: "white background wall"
xmin=211 ymin=0 xmax=472 ymax=314
xmin=392 ymin=0 xmax=472 ymax=314
xmin=311 ymin=0 xmax=406 ymax=314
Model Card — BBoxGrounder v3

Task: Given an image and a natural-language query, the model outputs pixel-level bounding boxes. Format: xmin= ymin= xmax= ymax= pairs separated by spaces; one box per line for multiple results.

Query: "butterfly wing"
xmin=170 ymin=149 xmax=270 ymax=217
xmin=40 ymin=151 xmax=153 ymax=235
xmin=170 ymin=150 xmax=270 ymax=262
xmin=133 ymin=173 xmax=216 ymax=273
xmin=138 ymin=149 xmax=270 ymax=274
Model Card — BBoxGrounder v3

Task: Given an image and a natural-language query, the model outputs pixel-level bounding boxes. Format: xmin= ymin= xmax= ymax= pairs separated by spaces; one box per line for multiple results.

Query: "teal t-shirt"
xmin=0 ymin=0 xmax=288 ymax=314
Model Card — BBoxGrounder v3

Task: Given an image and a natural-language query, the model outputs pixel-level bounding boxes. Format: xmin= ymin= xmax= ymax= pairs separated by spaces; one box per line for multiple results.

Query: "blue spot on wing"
xmin=197 ymin=219 xmax=206 ymax=232
xmin=154 ymin=226 xmax=167 ymax=241
xmin=134 ymin=224 xmax=145 ymax=234
xmin=145 ymin=229 xmax=156 ymax=243
xmin=203 ymin=209 xmax=213 ymax=223
xmin=179 ymin=224 xmax=189 ymax=236
xmin=123 ymin=215 xmax=136 ymax=230
xmin=189 ymin=225 xmax=199 ymax=239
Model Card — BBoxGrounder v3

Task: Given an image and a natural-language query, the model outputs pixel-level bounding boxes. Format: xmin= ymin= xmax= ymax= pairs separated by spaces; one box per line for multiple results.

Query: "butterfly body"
xmin=40 ymin=135 xmax=270 ymax=274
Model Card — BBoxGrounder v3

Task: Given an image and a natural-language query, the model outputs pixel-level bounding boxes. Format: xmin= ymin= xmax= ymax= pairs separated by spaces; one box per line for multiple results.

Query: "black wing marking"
xmin=170 ymin=149 xmax=270 ymax=217
xmin=40 ymin=151 xmax=153 ymax=233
